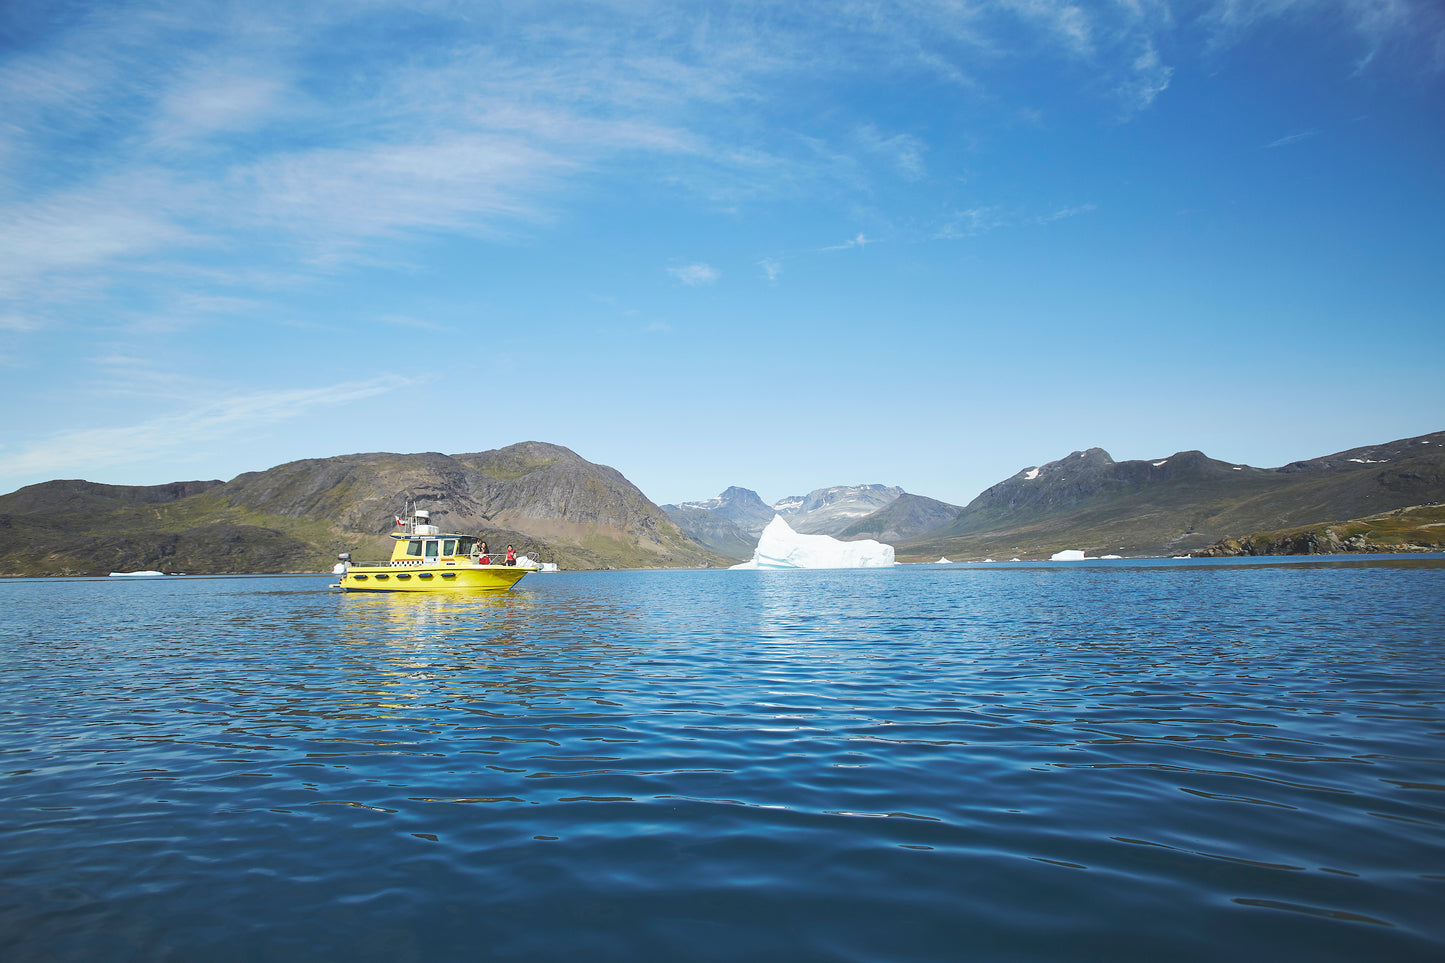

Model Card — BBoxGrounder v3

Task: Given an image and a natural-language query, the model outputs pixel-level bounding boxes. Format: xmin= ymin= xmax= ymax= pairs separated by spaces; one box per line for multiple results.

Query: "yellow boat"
xmin=332 ymin=506 xmax=536 ymax=592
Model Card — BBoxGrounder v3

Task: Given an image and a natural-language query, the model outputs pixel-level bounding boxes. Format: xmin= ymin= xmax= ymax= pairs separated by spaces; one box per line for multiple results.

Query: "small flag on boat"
xmin=395 ymin=516 xmax=404 ymax=526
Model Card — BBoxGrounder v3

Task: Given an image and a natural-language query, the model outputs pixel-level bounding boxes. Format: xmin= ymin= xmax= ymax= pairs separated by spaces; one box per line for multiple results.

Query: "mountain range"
xmin=665 ymin=431 xmax=1445 ymax=560
xmin=901 ymin=432 xmax=1445 ymax=560
xmin=1 ymin=432 xmax=1441 ymax=577
xmin=0 ymin=442 xmax=726 ymax=576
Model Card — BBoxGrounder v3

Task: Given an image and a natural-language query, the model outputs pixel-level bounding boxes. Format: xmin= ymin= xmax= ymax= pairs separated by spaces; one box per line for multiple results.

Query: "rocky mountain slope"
xmin=663 ymin=486 xmax=776 ymax=538
xmin=774 ymin=484 xmax=903 ymax=534
xmin=0 ymin=442 xmax=727 ymax=576
xmin=1194 ymin=503 xmax=1445 ymax=557
xmin=837 ymin=493 xmax=962 ymax=543
xmin=665 ymin=484 xmax=905 ymax=555
xmin=899 ymin=431 xmax=1445 ymax=560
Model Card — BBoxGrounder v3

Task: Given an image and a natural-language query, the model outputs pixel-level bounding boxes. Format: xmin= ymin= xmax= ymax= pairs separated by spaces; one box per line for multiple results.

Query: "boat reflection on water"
xmin=336 ymin=589 xmax=534 ymax=645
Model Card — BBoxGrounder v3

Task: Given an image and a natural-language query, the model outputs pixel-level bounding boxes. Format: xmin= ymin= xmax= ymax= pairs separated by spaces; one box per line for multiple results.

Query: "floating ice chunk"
xmin=1049 ymin=550 xmax=1088 ymax=561
xmin=731 ymin=515 xmax=895 ymax=570
xmin=937 ymin=557 xmax=952 ymax=564
xmin=109 ymin=570 xmax=164 ymax=577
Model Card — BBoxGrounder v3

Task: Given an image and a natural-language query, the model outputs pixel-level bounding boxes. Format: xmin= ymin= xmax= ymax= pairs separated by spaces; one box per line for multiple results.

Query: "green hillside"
xmin=0 ymin=443 xmax=727 ymax=576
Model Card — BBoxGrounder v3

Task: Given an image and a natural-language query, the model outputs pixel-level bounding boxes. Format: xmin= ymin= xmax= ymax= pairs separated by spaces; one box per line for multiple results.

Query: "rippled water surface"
xmin=3 ymin=559 xmax=1444 ymax=961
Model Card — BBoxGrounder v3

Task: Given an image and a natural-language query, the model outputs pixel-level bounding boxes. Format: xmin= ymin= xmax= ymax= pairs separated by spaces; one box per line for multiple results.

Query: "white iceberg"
xmin=937 ymin=557 xmax=952 ymax=564
xmin=1049 ymin=550 xmax=1088 ymax=561
xmin=731 ymin=515 xmax=895 ymax=570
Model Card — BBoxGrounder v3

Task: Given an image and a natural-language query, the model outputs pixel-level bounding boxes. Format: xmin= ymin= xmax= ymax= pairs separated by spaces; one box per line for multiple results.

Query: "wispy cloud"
xmin=669 ymin=263 xmax=719 ymax=285
xmin=1034 ymin=203 xmax=1098 ymax=224
xmin=379 ymin=314 xmax=451 ymax=332
xmin=823 ymin=233 xmax=870 ymax=252
xmin=11 ymin=0 xmax=1410 ymax=325
xmin=1199 ymin=0 xmax=1445 ymax=74
xmin=935 ymin=200 xmax=1095 ymax=238
xmin=935 ymin=206 xmax=1009 ymax=239
xmin=855 ymin=125 xmax=927 ymax=180
xmin=1265 ymin=128 xmax=1319 ymax=148
xmin=0 ymin=374 xmax=416 ymax=483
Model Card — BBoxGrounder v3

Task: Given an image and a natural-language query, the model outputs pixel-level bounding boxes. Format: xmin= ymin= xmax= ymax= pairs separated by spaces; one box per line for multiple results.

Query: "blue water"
xmin=2 ymin=558 xmax=1444 ymax=961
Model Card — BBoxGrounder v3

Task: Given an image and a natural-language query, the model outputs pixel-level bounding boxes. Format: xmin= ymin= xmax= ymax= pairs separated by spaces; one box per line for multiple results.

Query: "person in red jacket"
xmin=505 ymin=545 xmax=516 ymax=566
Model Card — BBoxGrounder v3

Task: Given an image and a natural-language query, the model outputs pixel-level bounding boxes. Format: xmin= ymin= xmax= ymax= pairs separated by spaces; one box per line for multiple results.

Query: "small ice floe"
xmin=1049 ymin=550 xmax=1088 ymax=561
xmin=109 ymin=570 xmax=165 ymax=577
xmin=1101 ymin=555 xmax=1122 ymax=560
xmin=937 ymin=557 xmax=952 ymax=564
xmin=731 ymin=515 xmax=895 ymax=569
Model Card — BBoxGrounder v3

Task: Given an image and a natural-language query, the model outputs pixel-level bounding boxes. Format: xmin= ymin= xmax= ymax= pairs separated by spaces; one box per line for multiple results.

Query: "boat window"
xmin=457 ymin=538 xmax=475 ymax=554
xmin=406 ymin=540 xmax=423 ymax=557
xmin=425 ymin=540 xmax=440 ymax=557
xmin=443 ymin=539 xmax=457 ymax=556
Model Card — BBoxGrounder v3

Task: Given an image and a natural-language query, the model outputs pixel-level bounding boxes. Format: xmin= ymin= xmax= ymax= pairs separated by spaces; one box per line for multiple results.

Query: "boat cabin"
xmin=390 ymin=534 xmax=486 ymax=566
xmin=387 ymin=506 xmax=493 ymax=566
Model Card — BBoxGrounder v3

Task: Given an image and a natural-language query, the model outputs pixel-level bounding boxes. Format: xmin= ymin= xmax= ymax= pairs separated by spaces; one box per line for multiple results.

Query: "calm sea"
xmin=2 ymin=558 xmax=1443 ymax=961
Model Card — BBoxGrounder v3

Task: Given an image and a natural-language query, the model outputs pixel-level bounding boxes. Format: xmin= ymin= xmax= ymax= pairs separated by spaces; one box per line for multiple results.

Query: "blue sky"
xmin=2 ymin=0 xmax=1442 ymax=509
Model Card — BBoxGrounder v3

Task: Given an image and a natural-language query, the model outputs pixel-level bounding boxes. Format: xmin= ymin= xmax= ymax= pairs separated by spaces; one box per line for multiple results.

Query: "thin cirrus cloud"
xmin=1266 ymin=128 xmax=1319 ymax=149
xmin=0 ymin=375 xmax=417 ymax=483
xmin=12 ymin=0 xmax=1427 ymax=307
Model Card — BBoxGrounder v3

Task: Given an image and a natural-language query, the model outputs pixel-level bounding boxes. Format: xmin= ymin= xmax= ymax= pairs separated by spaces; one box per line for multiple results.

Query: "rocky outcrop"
xmin=1194 ymin=504 xmax=1445 ymax=557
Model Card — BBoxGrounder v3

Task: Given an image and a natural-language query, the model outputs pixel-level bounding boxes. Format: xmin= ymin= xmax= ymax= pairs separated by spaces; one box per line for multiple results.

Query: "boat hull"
xmin=337 ymin=564 xmax=533 ymax=592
